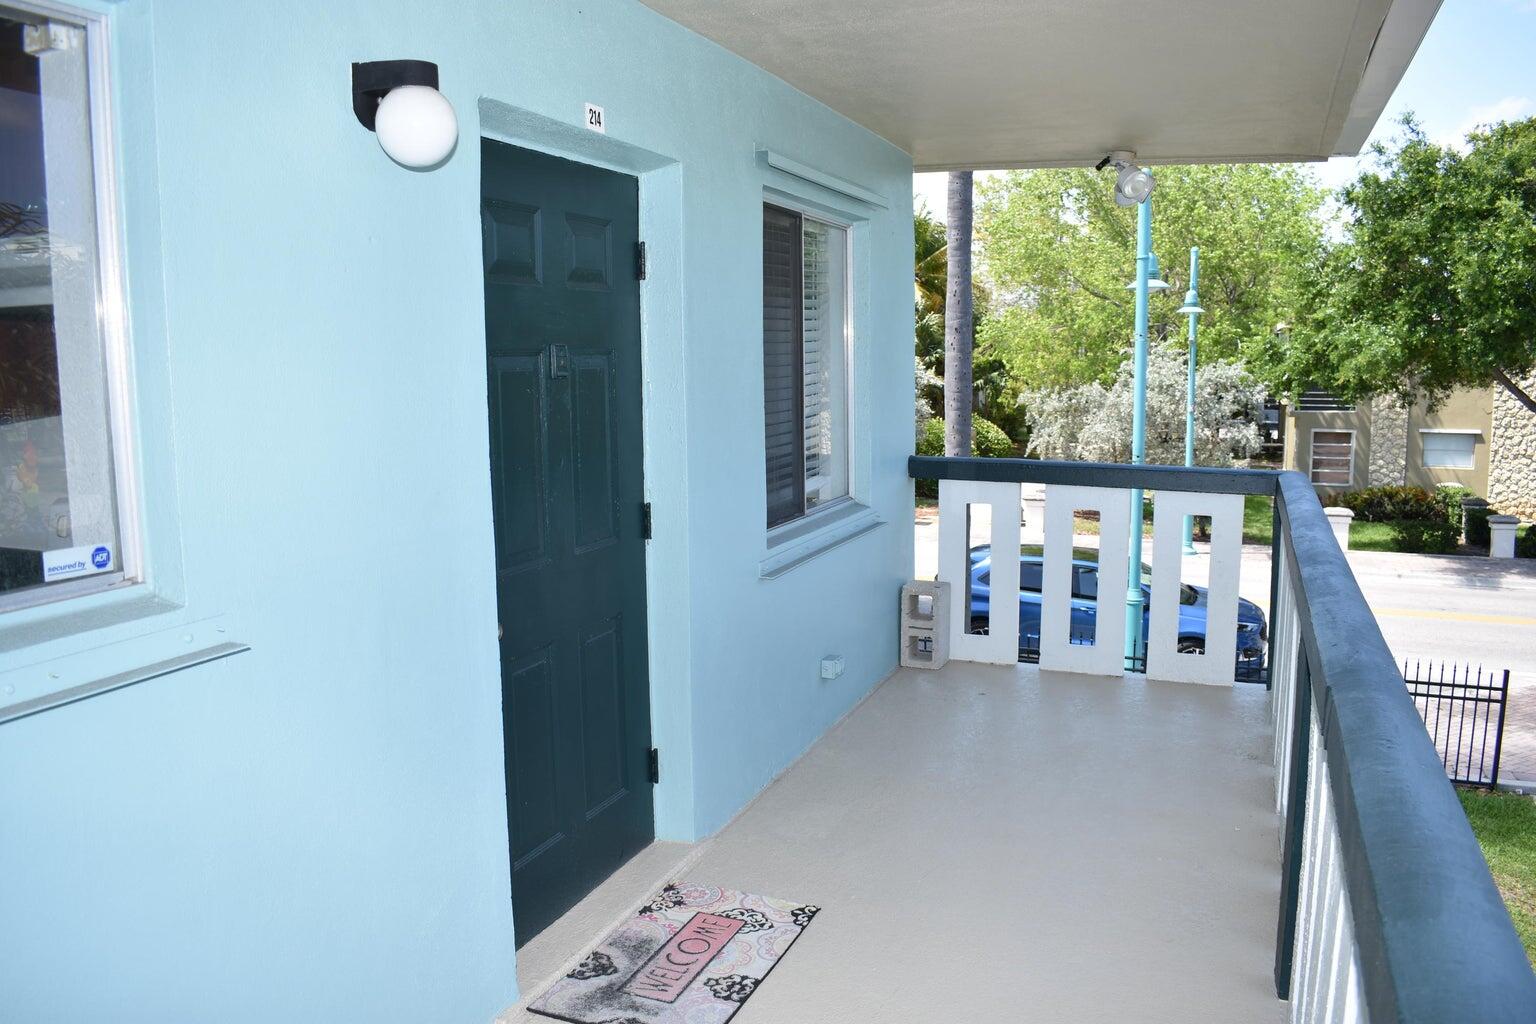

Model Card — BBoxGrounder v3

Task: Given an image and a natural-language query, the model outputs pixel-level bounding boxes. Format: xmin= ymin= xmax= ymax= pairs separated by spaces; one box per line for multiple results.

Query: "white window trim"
xmin=759 ymin=182 xmax=881 ymax=575
xmin=763 ymin=194 xmax=857 ymax=537
xmin=1308 ymin=427 xmax=1356 ymax=486
xmin=0 ymin=0 xmax=238 ymax=725
xmin=0 ymin=0 xmax=141 ymax=615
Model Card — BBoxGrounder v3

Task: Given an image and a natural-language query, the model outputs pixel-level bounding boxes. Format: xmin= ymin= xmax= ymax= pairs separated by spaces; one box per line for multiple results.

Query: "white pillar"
xmin=1488 ymin=515 xmax=1520 ymax=559
xmin=1324 ymin=507 xmax=1354 ymax=551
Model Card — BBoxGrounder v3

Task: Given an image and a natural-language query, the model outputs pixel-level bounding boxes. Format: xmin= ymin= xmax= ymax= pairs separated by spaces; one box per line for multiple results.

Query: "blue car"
xmin=967 ymin=546 xmax=1268 ymax=679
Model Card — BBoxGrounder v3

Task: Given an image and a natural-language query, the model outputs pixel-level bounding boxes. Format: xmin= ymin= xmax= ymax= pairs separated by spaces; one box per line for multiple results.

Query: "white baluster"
xmin=937 ymin=479 xmax=1021 ymax=665
xmin=1146 ymin=490 xmax=1244 ymax=685
xmin=1038 ymin=485 xmax=1129 ymax=676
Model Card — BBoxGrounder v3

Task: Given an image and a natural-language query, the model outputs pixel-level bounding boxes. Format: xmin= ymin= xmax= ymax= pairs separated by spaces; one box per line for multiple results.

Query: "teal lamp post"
xmin=1119 ymin=178 xmax=1168 ymax=670
xmin=1177 ymin=248 xmax=1205 ymax=555
xmin=1101 ymin=151 xmax=1163 ymax=670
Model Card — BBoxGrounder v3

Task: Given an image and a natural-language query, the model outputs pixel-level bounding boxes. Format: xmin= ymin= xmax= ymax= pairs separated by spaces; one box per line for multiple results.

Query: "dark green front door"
xmin=481 ymin=139 xmax=654 ymax=947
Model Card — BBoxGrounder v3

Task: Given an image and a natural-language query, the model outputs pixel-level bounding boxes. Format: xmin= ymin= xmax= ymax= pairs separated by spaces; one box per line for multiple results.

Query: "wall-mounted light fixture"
xmin=1096 ymin=150 xmax=1155 ymax=206
xmin=352 ymin=60 xmax=458 ymax=168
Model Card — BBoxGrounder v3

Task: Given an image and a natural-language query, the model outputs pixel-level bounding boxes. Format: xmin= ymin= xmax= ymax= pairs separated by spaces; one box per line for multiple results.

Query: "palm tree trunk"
xmin=944 ymin=171 xmax=974 ymax=457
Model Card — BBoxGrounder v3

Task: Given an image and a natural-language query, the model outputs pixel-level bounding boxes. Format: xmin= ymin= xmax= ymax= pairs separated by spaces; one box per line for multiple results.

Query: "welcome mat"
xmin=529 ymin=882 xmax=819 ymax=1024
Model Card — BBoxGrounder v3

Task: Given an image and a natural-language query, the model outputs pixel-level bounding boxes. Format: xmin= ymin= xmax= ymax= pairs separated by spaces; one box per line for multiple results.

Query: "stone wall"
xmin=1489 ymin=372 xmax=1536 ymax=518
xmin=1366 ymin=395 xmax=1407 ymax=487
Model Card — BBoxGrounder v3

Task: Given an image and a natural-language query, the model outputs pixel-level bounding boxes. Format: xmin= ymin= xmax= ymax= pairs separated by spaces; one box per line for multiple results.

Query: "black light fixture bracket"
xmin=352 ymin=60 xmax=440 ymax=131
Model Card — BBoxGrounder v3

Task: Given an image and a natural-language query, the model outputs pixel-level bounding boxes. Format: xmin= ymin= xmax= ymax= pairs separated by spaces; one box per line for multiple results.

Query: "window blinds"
xmin=763 ymin=205 xmax=805 ymax=528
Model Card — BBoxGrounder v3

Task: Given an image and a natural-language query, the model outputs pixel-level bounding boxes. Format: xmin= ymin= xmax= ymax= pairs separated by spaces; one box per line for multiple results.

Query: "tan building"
xmin=1282 ymin=380 xmax=1536 ymax=518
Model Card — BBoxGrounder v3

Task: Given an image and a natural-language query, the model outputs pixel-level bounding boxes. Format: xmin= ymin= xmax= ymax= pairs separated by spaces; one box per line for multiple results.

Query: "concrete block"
xmin=901 ymin=580 xmax=950 ymax=669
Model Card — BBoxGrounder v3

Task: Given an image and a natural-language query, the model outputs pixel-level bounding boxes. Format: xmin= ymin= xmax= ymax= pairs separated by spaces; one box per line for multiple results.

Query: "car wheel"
xmin=969 ymin=616 xmax=990 ymax=635
xmin=1177 ymin=638 xmax=1205 ymax=655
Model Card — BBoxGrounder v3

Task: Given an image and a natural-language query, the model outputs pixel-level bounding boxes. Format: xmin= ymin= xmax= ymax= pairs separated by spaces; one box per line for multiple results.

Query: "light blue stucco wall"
xmin=0 ymin=0 xmax=913 ymax=1021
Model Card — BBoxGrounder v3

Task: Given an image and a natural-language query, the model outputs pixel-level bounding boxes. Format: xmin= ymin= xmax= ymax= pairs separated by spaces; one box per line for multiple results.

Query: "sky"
xmin=914 ymin=0 xmax=1536 ymax=216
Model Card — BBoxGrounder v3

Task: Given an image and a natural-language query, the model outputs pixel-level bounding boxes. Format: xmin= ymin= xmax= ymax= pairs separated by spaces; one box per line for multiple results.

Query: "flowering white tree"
xmin=1022 ymin=345 xmax=1264 ymax=465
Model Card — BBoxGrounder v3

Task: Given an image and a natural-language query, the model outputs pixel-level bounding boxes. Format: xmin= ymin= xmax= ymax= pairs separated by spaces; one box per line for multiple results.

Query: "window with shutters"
xmin=1309 ymin=430 xmax=1354 ymax=485
xmin=763 ymin=203 xmax=849 ymax=529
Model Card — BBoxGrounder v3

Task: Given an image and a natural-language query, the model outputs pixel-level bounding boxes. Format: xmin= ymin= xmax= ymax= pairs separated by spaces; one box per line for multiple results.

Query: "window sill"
xmin=0 ymin=587 xmax=250 ymax=725
xmin=760 ymin=501 xmax=884 ymax=580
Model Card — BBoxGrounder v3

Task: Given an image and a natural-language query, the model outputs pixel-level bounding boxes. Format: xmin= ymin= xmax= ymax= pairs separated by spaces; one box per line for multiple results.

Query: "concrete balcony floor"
xmin=502 ymin=663 xmax=1287 ymax=1023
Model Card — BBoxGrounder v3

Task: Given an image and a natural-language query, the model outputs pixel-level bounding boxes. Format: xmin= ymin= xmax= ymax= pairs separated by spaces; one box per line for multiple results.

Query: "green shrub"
xmin=1466 ymin=503 xmax=1492 ymax=548
xmin=1517 ymin=525 xmax=1536 ymax=559
xmin=1327 ymin=485 xmax=1443 ymax=523
xmin=915 ymin=417 xmax=1016 ymax=497
xmin=1386 ymin=518 xmax=1458 ymax=554
xmin=1434 ymin=485 xmax=1476 ymax=532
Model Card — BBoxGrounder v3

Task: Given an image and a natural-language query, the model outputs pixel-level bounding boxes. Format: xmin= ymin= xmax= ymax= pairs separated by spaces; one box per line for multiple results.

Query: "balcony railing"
xmin=910 ymin=455 xmax=1536 ymax=1023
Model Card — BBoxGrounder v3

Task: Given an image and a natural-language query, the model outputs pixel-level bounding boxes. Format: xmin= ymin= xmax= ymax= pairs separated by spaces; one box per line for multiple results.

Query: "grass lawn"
xmin=1243 ymin=494 xmax=1274 ymax=546
xmin=1347 ymin=521 xmax=1403 ymax=553
xmin=1459 ymin=788 xmax=1536 ymax=966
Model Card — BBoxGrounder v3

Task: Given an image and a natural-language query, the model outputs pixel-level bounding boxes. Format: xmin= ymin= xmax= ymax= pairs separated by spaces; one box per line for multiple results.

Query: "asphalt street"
xmin=913 ymin=508 xmax=1536 ymax=783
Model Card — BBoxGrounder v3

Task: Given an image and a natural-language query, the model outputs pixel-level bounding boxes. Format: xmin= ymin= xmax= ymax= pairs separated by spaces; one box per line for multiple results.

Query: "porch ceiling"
xmin=638 ymin=0 xmax=1441 ymax=170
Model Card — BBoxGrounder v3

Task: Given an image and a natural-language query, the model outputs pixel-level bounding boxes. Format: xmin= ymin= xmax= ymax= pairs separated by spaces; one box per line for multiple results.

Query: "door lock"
xmin=549 ymin=344 xmax=570 ymax=379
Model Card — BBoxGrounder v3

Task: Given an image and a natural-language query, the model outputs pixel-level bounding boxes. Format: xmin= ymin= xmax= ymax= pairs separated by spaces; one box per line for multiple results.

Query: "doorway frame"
xmin=476 ymin=101 xmax=696 ymax=869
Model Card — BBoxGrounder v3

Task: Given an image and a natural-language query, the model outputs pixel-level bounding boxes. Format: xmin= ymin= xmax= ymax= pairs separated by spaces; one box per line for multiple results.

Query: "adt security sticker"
xmin=42 ymin=543 xmax=115 ymax=582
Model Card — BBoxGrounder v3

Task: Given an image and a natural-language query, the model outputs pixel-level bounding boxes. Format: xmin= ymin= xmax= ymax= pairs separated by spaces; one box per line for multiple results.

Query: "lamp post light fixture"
xmin=1177 ymin=247 xmax=1206 ymax=556
xmin=1125 ymin=252 xmax=1171 ymax=293
xmin=352 ymin=60 xmax=459 ymax=168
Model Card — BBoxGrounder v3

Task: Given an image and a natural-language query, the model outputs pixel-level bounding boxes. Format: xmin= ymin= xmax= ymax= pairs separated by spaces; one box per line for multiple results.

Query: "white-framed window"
xmin=762 ymin=201 xmax=851 ymax=529
xmin=1309 ymin=429 xmax=1354 ymax=486
xmin=0 ymin=1 xmax=135 ymax=613
xmin=1420 ymin=429 xmax=1479 ymax=469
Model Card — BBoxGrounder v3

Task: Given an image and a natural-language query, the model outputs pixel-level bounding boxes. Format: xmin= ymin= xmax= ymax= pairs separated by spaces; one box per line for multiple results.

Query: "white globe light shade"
xmin=374 ymin=85 xmax=458 ymax=168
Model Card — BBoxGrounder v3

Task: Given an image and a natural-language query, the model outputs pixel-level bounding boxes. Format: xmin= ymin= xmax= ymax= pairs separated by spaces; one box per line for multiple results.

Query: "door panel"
xmin=490 ymin=355 xmax=550 ymax=573
xmin=579 ymin=617 xmax=627 ymax=815
xmin=505 ymin=650 xmax=563 ymax=866
xmin=482 ymin=139 xmax=653 ymax=947
xmin=570 ymin=353 xmax=619 ymax=552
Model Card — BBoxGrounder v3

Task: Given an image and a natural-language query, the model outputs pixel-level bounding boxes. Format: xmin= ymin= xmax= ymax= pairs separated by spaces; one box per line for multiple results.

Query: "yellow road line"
xmin=1373 ymin=606 xmax=1536 ymax=627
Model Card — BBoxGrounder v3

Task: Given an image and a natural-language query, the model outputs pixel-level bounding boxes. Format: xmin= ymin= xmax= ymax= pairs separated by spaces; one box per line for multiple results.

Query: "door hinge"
xmin=636 ymin=241 xmax=647 ymax=280
xmin=641 ymin=501 xmax=653 ymax=540
xmin=648 ymin=748 xmax=660 ymax=784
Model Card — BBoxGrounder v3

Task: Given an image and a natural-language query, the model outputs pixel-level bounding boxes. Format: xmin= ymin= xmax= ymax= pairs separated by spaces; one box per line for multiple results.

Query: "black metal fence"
xmin=1403 ymin=659 xmax=1510 ymax=788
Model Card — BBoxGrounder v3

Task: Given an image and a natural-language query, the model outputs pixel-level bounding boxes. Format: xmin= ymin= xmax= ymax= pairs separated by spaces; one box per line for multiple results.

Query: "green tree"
xmin=977 ymin=164 xmax=1326 ymax=390
xmin=914 ymin=202 xmax=1024 ymax=440
xmin=1252 ymin=117 xmax=1536 ymax=413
